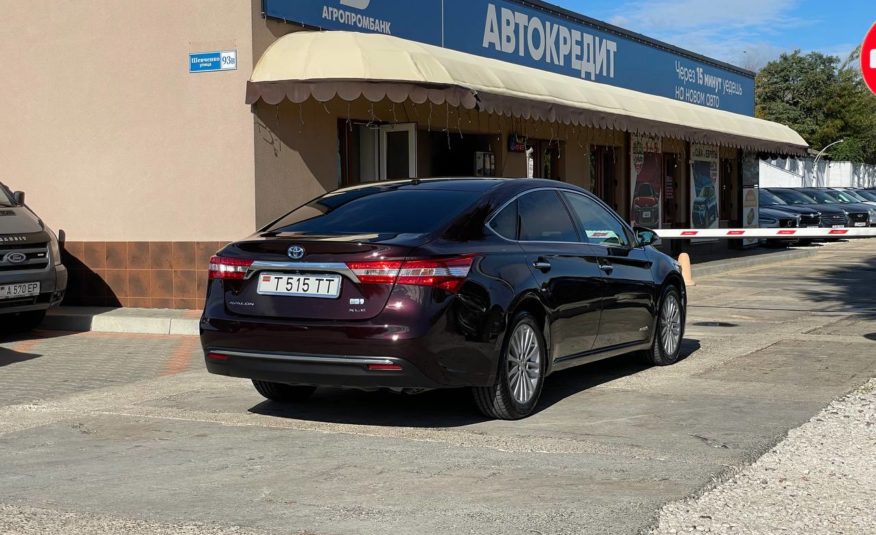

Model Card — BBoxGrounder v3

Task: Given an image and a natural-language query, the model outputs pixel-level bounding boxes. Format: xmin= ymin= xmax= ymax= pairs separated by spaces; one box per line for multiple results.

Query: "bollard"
xmin=678 ymin=253 xmax=695 ymax=287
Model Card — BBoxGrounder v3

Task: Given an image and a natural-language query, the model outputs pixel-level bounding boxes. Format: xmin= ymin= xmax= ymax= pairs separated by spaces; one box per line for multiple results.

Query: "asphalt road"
xmin=1 ymin=240 xmax=874 ymax=535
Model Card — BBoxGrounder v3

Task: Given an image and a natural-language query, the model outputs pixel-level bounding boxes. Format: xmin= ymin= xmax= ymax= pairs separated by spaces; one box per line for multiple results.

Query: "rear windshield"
xmin=267 ymin=187 xmax=481 ymax=235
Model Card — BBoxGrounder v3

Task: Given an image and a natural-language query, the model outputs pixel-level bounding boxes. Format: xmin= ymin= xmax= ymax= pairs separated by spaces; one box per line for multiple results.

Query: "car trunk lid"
xmin=216 ymin=232 xmax=425 ymax=320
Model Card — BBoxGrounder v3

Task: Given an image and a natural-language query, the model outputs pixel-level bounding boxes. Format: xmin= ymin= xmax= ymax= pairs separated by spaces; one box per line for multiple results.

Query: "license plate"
xmin=807 ymin=225 xmax=819 ymax=228
xmin=0 ymin=281 xmax=40 ymax=300
xmin=854 ymin=222 xmax=866 ymax=227
xmin=642 ymin=211 xmax=651 ymax=218
xmin=832 ymin=224 xmax=844 ymax=228
xmin=256 ymin=273 xmax=342 ymax=298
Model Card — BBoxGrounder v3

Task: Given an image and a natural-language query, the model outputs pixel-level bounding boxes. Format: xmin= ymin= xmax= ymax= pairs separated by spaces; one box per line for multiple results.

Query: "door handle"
xmin=598 ymin=261 xmax=614 ymax=274
xmin=532 ymin=259 xmax=552 ymax=272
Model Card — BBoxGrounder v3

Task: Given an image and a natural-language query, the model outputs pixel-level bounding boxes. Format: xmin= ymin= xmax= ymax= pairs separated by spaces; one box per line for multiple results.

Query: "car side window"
xmin=488 ymin=200 xmax=518 ymax=240
xmin=562 ymin=192 xmax=631 ymax=247
xmin=518 ymin=190 xmax=580 ymax=242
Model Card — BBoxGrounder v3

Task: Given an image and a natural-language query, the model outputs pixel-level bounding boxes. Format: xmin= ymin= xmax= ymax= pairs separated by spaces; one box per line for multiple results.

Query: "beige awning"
xmin=247 ymin=31 xmax=807 ymax=154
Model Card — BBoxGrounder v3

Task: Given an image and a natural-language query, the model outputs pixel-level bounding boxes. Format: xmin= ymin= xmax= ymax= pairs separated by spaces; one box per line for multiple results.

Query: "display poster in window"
xmin=741 ymin=153 xmax=760 ymax=247
xmin=630 ymin=134 xmax=662 ymax=228
xmin=742 ymin=187 xmax=759 ymax=248
xmin=690 ymin=144 xmax=720 ymax=233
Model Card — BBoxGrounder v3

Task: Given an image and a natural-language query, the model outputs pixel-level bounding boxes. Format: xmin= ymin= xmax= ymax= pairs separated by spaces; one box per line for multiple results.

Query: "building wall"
xmin=760 ymin=158 xmax=876 ymax=188
xmin=1 ymin=0 xmax=256 ymax=242
xmin=0 ymin=1 xmax=257 ymax=308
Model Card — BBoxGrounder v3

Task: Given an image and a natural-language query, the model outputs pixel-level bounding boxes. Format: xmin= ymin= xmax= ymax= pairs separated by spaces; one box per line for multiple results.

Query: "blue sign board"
xmin=263 ymin=0 xmax=754 ymax=115
xmin=189 ymin=50 xmax=238 ymax=73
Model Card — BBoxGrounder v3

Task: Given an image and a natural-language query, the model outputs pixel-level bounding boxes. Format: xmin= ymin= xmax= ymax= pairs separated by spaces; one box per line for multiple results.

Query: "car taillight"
xmin=347 ymin=256 xmax=475 ymax=293
xmin=208 ymin=256 xmax=253 ymax=280
xmin=347 ymin=261 xmax=403 ymax=284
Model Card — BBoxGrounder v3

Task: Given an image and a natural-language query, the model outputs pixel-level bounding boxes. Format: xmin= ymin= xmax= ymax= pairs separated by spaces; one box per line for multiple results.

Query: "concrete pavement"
xmin=0 ymin=239 xmax=874 ymax=534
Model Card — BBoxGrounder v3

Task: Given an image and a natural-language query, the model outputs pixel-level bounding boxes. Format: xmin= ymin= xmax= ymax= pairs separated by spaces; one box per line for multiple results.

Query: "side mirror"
xmin=635 ymin=226 xmax=661 ymax=247
xmin=13 ymin=191 xmax=25 ymax=205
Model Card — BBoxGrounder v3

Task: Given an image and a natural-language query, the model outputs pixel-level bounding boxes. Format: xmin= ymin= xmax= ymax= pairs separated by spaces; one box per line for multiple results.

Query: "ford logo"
xmin=287 ymin=245 xmax=305 ymax=260
xmin=3 ymin=252 xmax=27 ymax=264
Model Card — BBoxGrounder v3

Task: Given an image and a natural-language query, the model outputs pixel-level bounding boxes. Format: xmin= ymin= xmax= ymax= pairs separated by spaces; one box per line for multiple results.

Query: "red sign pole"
xmin=863 ymin=22 xmax=876 ymax=95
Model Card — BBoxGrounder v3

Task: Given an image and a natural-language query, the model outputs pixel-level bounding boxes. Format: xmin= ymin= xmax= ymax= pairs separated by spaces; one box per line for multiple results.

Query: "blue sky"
xmin=552 ymin=0 xmax=874 ymax=69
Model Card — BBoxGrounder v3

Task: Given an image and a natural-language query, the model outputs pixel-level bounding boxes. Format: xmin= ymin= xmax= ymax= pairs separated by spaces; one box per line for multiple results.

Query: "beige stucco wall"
xmin=0 ymin=1 xmax=255 ymax=241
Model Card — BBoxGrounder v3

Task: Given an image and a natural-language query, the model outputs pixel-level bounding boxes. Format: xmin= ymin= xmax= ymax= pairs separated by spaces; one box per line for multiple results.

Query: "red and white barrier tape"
xmin=653 ymin=227 xmax=876 ymax=239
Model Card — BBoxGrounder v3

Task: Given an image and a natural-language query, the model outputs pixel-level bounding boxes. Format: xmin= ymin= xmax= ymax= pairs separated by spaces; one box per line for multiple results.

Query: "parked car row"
xmin=759 ymin=187 xmax=876 ymax=231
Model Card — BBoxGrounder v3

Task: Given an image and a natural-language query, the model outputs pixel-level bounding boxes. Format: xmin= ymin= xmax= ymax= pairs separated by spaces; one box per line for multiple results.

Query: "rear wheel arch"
xmin=504 ymin=294 xmax=551 ymax=366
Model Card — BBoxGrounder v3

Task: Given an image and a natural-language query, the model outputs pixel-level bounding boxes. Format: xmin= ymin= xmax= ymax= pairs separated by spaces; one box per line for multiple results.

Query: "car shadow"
xmin=0 ymin=328 xmax=80 ymax=343
xmin=0 ymin=347 xmax=41 ymax=367
xmin=247 ymin=337 xmax=702 ymax=428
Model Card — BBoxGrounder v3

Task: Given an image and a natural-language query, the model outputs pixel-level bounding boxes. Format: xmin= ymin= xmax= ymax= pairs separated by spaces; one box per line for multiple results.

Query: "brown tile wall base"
xmin=61 ymin=241 xmax=226 ymax=309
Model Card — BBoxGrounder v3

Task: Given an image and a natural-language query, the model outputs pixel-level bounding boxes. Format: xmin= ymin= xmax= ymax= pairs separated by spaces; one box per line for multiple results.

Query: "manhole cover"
xmin=692 ymin=321 xmax=738 ymax=328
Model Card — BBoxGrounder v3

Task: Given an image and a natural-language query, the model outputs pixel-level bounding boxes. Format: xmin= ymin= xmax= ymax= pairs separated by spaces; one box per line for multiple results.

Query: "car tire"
xmin=643 ymin=285 xmax=685 ymax=366
xmin=252 ymin=380 xmax=316 ymax=403
xmin=472 ymin=312 xmax=546 ymax=420
xmin=3 ymin=310 xmax=47 ymax=334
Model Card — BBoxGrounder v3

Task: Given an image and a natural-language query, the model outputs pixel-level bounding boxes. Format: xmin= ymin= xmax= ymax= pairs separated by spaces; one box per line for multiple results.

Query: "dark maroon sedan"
xmin=201 ymin=178 xmax=686 ymax=419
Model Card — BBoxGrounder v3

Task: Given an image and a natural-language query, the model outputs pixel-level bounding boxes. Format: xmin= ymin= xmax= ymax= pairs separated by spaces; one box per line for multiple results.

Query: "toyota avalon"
xmin=200 ymin=179 xmax=686 ymax=419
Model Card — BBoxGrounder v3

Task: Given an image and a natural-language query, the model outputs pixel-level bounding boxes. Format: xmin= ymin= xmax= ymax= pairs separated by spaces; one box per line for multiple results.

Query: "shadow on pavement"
xmin=796 ymin=252 xmax=876 ymax=318
xmin=0 ymin=328 xmax=79 ymax=344
xmin=248 ymin=337 xmax=702 ymax=427
xmin=0 ymin=347 xmax=41 ymax=367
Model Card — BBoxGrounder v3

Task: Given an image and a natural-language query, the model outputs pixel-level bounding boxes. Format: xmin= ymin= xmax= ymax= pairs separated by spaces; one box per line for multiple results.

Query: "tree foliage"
xmin=755 ymin=48 xmax=876 ymax=164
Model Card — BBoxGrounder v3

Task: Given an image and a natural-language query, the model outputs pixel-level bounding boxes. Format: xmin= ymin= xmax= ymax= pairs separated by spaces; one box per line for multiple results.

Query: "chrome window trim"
xmin=484 ymin=186 xmax=637 ymax=248
xmin=244 ymin=261 xmax=361 ymax=283
xmin=485 ymin=187 xmax=583 ymax=244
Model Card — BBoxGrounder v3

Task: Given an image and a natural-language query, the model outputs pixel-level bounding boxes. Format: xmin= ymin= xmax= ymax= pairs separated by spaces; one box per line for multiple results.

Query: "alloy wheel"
xmin=507 ymin=323 xmax=541 ymax=404
xmin=660 ymin=293 xmax=682 ymax=356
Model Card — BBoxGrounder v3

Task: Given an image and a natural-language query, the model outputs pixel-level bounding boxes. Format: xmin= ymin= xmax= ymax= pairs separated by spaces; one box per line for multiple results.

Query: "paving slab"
xmin=0 ymin=239 xmax=872 ymax=534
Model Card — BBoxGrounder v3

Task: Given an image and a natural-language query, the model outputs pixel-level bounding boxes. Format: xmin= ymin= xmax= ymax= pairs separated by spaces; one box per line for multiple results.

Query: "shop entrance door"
xmin=590 ymin=146 xmax=618 ymax=212
xmin=663 ymin=154 xmax=679 ymax=227
xmin=379 ymin=123 xmax=417 ymax=180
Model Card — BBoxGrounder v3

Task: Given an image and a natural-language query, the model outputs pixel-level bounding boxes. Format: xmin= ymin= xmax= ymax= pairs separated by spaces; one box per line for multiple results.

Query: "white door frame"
xmin=379 ymin=123 xmax=417 ymax=180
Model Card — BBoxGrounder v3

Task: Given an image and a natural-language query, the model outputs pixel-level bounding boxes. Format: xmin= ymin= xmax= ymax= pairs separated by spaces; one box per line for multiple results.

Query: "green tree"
xmin=755 ymin=49 xmax=876 ymax=164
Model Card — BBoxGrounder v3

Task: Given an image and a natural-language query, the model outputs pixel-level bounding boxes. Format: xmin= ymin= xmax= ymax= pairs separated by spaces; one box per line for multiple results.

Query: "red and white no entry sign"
xmin=863 ymin=22 xmax=876 ymax=95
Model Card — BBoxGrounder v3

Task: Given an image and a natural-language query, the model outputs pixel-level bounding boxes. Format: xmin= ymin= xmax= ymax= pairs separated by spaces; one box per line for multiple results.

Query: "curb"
xmin=43 ymin=308 xmax=200 ymax=336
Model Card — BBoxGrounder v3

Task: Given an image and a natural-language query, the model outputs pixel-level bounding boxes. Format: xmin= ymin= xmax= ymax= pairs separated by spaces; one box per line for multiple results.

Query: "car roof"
xmin=332 ymin=177 xmax=590 ymax=196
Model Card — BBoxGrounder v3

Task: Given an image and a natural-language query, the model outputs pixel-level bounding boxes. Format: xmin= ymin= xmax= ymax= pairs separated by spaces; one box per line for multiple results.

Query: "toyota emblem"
xmin=3 ymin=252 xmax=27 ymax=264
xmin=287 ymin=245 xmax=305 ymax=260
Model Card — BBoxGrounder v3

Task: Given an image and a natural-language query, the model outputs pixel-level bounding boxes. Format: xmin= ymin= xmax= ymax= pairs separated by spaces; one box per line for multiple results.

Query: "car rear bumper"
xmin=199 ymin=310 xmax=499 ymax=389
xmin=204 ymin=349 xmax=444 ymax=388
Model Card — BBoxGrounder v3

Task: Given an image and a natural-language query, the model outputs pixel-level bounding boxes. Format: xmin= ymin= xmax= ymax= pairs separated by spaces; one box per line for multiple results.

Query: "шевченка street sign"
xmin=189 ymin=50 xmax=237 ymax=73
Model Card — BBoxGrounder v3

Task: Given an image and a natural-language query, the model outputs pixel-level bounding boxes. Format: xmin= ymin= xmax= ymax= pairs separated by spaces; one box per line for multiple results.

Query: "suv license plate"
xmin=854 ymin=222 xmax=866 ymax=227
xmin=0 ymin=282 xmax=40 ymax=300
xmin=256 ymin=273 xmax=342 ymax=298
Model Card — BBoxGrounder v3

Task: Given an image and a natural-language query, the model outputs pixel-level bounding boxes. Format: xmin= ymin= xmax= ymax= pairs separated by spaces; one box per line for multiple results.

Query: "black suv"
xmin=0 ymin=182 xmax=67 ymax=332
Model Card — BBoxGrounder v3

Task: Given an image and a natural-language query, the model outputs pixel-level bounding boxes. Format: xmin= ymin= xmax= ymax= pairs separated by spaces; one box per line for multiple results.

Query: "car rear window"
xmin=267 ymin=187 xmax=481 ymax=235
